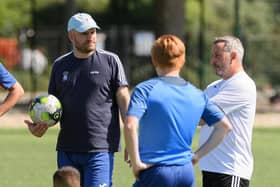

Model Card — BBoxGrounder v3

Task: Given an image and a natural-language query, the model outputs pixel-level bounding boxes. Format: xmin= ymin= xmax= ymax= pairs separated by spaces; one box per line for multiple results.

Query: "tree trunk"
xmin=154 ymin=0 xmax=185 ymax=40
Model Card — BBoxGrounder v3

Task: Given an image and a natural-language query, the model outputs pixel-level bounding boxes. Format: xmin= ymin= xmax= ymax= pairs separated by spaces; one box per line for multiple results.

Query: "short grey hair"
xmin=214 ymin=36 xmax=244 ymax=62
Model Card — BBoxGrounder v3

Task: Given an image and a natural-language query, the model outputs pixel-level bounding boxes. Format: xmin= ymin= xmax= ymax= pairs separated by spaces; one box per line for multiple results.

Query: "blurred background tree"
xmin=0 ymin=0 xmax=279 ymax=91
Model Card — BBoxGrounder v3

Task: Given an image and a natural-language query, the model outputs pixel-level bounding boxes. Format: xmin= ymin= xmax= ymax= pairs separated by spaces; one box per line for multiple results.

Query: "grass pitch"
xmin=0 ymin=127 xmax=279 ymax=187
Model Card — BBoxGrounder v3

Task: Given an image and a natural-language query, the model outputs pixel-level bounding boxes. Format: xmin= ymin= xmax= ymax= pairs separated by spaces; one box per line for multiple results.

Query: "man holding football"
xmin=25 ymin=12 xmax=130 ymax=187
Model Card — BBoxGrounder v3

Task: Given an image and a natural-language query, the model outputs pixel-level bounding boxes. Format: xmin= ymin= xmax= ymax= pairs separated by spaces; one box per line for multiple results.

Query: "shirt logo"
xmin=99 ymin=183 xmax=107 ymax=187
xmin=62 ymin=71 xmax=69 ymax=81
xmin=90 ymin=71 xmax=100 ymax=75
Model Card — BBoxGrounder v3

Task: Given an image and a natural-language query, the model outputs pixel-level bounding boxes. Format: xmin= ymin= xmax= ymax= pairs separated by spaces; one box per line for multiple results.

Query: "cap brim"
xmin=75 ymin=25 xmax=100 ymax=32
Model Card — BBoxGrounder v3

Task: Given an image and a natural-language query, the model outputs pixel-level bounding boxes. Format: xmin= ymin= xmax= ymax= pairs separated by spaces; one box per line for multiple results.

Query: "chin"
xmin=215 ymin=71 xmax=223 ymax=77
xmin=84 ymin=47 xmax=96 ymax=53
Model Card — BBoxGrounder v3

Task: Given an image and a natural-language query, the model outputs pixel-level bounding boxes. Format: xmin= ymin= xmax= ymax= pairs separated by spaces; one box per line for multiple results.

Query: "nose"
xmin=87 ymin=33 xmax=96 ymax=41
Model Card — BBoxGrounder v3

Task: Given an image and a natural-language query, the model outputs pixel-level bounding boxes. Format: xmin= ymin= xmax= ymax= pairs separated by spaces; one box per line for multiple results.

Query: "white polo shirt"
xmin=198 ymin=71 xmax=256 ymax=180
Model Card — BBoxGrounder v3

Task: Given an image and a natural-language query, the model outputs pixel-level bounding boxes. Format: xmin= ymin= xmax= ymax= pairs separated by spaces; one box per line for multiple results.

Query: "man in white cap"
xmin=25 ymin=12 xmax=130 ymax=187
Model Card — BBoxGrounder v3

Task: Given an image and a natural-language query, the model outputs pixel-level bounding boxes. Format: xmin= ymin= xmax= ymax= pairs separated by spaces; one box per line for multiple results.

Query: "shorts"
xmin=133 ymin=162 xmax=195 ymax=187
xmin=57 ymin=151 xmax=114 ymax=187
xmin=202 ymin=171 xmax=250 ymax=187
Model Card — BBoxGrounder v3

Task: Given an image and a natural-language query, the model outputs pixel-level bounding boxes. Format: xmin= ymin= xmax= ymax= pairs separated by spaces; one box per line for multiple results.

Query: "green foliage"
xmin=0 ymin=0 xmax=280 ymax=88
xmin=77 ymin=0 xmax=110 ymax=13
xmin=184 ymin=0 xmax=280 ymax=88
xmin=0 ymin=0 xmax=31 ymax=37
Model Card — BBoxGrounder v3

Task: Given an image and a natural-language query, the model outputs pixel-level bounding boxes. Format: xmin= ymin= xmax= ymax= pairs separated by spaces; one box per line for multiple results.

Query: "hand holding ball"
xmin=29 ymin=94 xmax=62 ymax=127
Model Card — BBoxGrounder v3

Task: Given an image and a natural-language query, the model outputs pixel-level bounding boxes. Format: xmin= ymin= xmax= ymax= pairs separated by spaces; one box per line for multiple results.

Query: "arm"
xmin=0 ymin=81 xmax=24 ymax=117
xmin=116 ymin=86 xmax=130 ymax=163
xmin=116 ymin=86 xmax=130 ymax=124
xmin=192 ymin=116 xmax=232 ymax=164
xmin=123 ymin=116 xmax=151 ymax=179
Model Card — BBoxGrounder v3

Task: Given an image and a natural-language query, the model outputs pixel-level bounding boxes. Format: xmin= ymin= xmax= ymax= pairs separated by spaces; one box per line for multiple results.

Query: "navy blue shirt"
xmin=49 ymin=49 xmax=128 ymax=152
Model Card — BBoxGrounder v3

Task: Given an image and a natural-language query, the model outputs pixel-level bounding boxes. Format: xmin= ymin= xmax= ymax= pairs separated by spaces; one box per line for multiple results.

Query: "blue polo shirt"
xmin=49 ymin=49 xmax=128 ymax=152
xmin=0 ymin=63 xmax=16 ymax=89
xmin=127 ymin=76 xmax=224 ymax=165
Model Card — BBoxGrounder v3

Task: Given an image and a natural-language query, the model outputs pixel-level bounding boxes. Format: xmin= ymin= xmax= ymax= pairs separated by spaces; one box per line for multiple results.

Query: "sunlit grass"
xmin=0 ymin=127 xmax=279 ymax=187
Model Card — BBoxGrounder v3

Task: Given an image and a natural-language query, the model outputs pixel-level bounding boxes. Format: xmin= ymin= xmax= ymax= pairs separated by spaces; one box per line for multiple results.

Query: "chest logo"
xmin=90 ymin=71 xmax=100 ymax=75
xmin=62 ymin=71 xmax=69 ymax=81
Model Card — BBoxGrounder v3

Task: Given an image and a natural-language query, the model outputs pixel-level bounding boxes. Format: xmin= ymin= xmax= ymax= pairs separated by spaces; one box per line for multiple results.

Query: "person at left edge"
xmin=0 ymin=63 xmax=24 ymax=116
xmin=24 ymin=12 xmax=130 ymax=187
xmin=0 ymin=63 xmax=24 ymax=117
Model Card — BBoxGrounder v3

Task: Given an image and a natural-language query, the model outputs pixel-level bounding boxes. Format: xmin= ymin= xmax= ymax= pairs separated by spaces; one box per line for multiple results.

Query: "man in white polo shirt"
xmin=198 ymin=36 xmax=256 ymax=187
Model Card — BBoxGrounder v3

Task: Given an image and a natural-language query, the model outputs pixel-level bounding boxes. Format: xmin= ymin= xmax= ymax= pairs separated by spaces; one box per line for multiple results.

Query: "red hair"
xmin=151 ymin=34 xmax=185 ymax=70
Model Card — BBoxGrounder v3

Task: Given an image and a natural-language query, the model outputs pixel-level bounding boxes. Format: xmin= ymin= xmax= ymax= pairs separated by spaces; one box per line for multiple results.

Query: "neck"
xmin=73 ymin=50 xmax=94 ymax=59
xmin=223 ymin=61 xmax=244 ymax=79
xmin=156 ymin=68 xmax=180 ymax=77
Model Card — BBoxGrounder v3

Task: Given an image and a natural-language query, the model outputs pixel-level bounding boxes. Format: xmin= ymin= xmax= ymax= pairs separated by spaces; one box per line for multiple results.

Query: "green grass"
xmin=0 ymin=127 xmax=279 ymax=187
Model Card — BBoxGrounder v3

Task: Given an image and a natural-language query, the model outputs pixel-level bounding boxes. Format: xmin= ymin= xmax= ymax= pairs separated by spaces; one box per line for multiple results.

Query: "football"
xmin=29 ymin=94 xmax=62 ymax=127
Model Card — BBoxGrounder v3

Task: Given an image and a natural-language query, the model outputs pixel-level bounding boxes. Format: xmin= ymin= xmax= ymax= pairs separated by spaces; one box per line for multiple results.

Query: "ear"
xmin=230 ymin=51 xmax=237 ymax=60
xmin=68 ymin=31 xmax=74 ymax=42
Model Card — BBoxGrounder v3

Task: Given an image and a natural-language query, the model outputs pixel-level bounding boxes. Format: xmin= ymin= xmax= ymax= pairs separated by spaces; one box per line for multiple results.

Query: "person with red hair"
xmin=124 ymin=34 xmax=232 ymax=187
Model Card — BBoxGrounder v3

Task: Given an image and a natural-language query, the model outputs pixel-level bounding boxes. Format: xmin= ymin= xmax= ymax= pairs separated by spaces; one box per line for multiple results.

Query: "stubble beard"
xmin=76 ymin=41 xmax=96 ymax=55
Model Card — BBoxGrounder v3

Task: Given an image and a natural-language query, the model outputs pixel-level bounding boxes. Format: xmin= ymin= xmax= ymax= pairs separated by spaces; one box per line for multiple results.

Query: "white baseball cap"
xmin=67 ymin=13 xmax=100 ymax=32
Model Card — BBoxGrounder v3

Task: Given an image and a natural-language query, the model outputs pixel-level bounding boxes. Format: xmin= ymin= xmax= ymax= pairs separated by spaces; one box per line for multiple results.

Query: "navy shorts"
xmin=133 ymin=162 xmax=195 ymax=187
xmin=57 ymin=151 xmax=114 ymax=187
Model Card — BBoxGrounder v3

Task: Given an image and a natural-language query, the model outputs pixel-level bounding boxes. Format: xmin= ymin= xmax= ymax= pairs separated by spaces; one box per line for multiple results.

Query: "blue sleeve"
xmin=127 ymin=80 xmax=156 ymax=119
xmin=0 ymin=63 xmax=16 ymax=89
xmin=201 ymin=96 xmax=225 ymax=126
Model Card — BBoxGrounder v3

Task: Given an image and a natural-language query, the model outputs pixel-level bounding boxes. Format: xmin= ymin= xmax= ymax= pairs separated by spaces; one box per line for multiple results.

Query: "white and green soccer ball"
xmin=29 ymin=94 xmax=62 ymax=127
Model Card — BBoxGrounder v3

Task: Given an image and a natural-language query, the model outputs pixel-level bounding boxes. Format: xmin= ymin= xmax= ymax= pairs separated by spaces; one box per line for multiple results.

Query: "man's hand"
xmin=192 ymin=153 xmax=200 ymax=165
xmin=24 ymin=120 xmax=49 ymax=137
xmin=132 ymin=162 xmax=153 ymax=180
xmin=124 ymin=148 xmax=132 ymax=167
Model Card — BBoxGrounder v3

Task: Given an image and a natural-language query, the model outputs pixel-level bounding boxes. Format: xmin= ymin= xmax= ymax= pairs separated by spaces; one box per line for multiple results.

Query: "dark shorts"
xmin=57 ymin=151 xmax=114 ymax=187
xmin=202 ymin=171 xmax=250 ymax=187
xmin=133 ymin=162 xmax=195 ymax=187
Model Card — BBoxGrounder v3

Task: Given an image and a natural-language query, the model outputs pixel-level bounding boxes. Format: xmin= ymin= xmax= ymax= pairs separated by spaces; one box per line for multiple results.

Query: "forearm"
xmin=116 ymin=86 xmax=130 ymax=123
xmin=123 ymin=116 xmax=142 ymax=167
xmin=0 ymin=82 xmax=24 ymax=116
xmin=194 ymin=117 xmax=232 ymax=161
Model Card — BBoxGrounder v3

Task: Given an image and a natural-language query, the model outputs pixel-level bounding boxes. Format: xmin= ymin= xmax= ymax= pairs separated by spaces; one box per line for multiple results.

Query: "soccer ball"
xmin=29 ymin=94 xmax=62 ymax=127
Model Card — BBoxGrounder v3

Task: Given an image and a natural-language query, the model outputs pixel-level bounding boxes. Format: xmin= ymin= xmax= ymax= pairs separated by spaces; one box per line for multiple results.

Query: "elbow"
xmin=225 ymin=121 xmax=233 ymax=134
xmin=19 ymin=87 xmax=25 ymax=98
xmin=14 ymin=82 xmax=25 ymax=99
xmin=219 ymin=117 xmax=232 ymax=135
xmin=124 ymin=122 xmax=134 ymax=135
xmin=123 ymin=116 xmax=138 ymax=137
xmin=226 ymin=125 xmax=232 ymax=134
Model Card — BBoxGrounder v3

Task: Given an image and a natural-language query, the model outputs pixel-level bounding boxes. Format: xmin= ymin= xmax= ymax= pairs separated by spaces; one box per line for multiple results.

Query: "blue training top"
xmin=49 ymin=49 xmax=128 ymax=152
xmin=0 ymin=63 xmax=16 ymax=89
xmin=127 ymin=76 xmax=224 ymax=165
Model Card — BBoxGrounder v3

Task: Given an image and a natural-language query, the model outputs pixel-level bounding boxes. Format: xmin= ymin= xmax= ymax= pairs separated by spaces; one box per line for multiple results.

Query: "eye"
xmin=81 ymin=32 xmax=88 ymax=35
